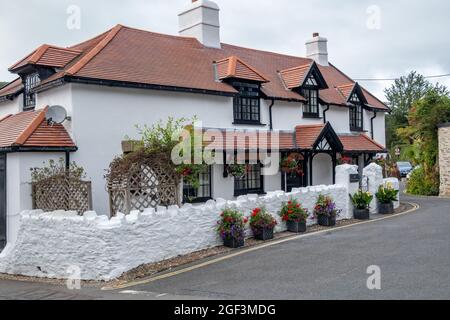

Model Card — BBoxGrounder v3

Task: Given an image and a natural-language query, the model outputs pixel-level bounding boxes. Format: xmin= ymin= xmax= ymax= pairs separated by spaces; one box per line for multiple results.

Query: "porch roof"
xmin=338 ymin=133 xmax=386 ymax=153
xmin=0 ymin=107 xmax=76 ymax=150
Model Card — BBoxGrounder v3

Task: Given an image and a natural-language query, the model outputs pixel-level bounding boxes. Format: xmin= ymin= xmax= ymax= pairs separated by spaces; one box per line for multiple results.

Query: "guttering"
xmin=269 ymin=99 xmax=275 ymax=130
xmin=0 ymin=146 xmax=78 ymax=153
xmin=370 ymin=111 xmax=378 ymax=139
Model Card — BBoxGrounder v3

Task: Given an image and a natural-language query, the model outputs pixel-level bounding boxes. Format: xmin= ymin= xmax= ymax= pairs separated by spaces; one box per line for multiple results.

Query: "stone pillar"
xmin=336 ymin=164 xmax=359 ymax=219
xmin=438 ymin=124 xmax=450 ymax=197
xmin=363 ymin=163 xmax=384 ymax=214
xmin=384 ymin=178 xmax=400 ymax=209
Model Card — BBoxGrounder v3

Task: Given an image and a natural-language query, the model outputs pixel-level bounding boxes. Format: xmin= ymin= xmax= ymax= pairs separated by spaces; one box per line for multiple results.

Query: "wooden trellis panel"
xmin=32 ymin=177 xmax=93 ymax=214
xmin=107 ymin=155 xmax=180 ymax=216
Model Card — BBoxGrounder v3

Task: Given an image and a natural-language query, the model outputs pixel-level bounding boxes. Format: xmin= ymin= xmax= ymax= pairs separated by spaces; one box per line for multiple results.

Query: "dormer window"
xmin=349 ymin=92 xmax=363 ymax=131
xmin=301 ymin=73 xmax=320 ymax=118
xmin=233 ymin=82 xmax=261 ymax=124
xmin=23 ymin=73 xmax=40 ymax=110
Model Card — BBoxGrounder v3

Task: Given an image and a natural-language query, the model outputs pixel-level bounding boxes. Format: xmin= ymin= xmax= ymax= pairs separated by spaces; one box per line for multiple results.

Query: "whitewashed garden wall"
xmin=0 ymin=164 xmax=398 ymax=281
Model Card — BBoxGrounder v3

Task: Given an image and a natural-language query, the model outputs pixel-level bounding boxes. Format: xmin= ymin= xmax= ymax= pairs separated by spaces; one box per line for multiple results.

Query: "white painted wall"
xmin=0 ymin=94 xmax=21 ymax=118
xmin=0 ymin=183 xmax=349 ymax=280
xmin=312 ymin=153 xmax=333 ymax=185
xmin=6 ymin=152 xmax=64 ymax=244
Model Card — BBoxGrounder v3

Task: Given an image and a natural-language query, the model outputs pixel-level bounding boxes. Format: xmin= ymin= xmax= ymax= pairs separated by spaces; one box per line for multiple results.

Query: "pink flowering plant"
xmin=313 ymin=195 xmax=341 ymax=218
xmin=217 ymin=208 xmax=248 ymax=242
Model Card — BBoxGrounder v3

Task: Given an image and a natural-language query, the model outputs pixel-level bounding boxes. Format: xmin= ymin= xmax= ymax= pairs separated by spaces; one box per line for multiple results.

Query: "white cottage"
xmin=0 ymin=0 xmax=388 ymax=249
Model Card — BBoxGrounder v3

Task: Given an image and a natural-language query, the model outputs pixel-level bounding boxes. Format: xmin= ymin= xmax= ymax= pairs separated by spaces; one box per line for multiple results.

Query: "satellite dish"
xmin=45 ymin=105 xmax=68 ymax=125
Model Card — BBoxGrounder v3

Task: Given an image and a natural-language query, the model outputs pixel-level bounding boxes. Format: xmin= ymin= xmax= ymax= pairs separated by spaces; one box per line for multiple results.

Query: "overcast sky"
xmin=1 ymin=0 xmax=449 ymax=100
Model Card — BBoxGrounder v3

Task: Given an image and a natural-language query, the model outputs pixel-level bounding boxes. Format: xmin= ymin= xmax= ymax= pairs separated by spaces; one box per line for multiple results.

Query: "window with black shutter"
xmin=349 ymin=92 xmax=363 ymax=131
xmin=301 ymin=73 xmax=320 ymax=118
xmin=23 ymin=73 xmax=40 ymax=111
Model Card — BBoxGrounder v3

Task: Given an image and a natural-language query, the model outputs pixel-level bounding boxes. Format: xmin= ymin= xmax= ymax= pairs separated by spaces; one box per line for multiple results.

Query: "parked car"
xmin=397 ymin=161 xmax=413 ymax=178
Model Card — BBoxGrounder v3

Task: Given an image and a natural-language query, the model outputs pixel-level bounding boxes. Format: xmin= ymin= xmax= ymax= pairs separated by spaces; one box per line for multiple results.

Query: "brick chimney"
xmin=178 ymin=0 xmax=221 ymax=49
xmin=306 ymin=33 xmax=329 ymax=66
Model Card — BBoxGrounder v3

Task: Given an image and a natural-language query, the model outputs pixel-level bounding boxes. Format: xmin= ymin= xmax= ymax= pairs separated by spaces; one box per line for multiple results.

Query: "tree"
xmin=384 ymin=71 xmax=448 ymax=150
xmin=402 ymin=89 xmax=450 ymax=195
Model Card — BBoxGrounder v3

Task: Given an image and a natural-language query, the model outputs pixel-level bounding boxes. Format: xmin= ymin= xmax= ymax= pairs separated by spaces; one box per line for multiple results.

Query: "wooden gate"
xmin=0 ymin=153 xmax=6 ymax=251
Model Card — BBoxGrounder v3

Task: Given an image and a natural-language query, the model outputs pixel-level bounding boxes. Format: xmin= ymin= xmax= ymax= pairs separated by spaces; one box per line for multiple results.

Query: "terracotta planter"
xmin=317 ymin=215 xmax=336 ymax=227
xmin=286 ymin=220 xmax=307 ymax=233
xmin=223 ymin=237 xmax=245 ymax=249
xmin=354 ymin=208 xmax=370 ymax=220
xmin=253 ymin=227 xmax=274 ymax=241
xmin=378 ymin=202 xmax=394 ymax=215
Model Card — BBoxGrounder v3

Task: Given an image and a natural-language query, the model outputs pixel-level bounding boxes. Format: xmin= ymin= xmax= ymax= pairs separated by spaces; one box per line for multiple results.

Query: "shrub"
xmin=31 ymin=158 xmax=86 ymax=183
xmin=313 ymin=195 xmax=340 ymax=218
xmin=217 ymin=208 xmax=248 ymax=242
xmin=406 ymin=166 xmax=439 ymax=196
xmin=350 ymin=190 xmax=373 ymax=210
xmin=376 ymin=184 xmax=399 ymax=204
xmin=279 ymin=199 xmax=309 ymax=223
xmin=249 ymin=207 xmax=277 ymax=234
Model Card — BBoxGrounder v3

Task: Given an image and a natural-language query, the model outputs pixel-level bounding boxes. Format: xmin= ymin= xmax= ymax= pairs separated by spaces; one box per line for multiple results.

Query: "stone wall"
xmin=439 ymin=124 xmax=450 ymax=197
xmin=0 ymin=184 xmax=351 ymax=281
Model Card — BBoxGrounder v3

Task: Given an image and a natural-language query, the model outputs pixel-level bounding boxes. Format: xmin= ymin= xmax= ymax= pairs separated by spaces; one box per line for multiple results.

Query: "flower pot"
xmin=378 ymin=202 xmax=394 ymax=215
xmin=253 ymin=227 xmax=274 ymax=241
xmin=223 ymin=237 xmax=245 ymax=249
xmin=317 ymin=215 xmax=336 ymax=227
xmin=354 ymin=208 xmax=370 ymax=220
xmin=286 ymin=220 xmax=307 ymax=233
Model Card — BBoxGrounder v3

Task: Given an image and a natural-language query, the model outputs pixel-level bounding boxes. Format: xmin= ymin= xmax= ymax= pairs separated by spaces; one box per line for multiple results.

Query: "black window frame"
xmin=349 ymin=92 xmax=364 ymax=132
xmin=183 ymin=166 xmax=213 ymax=204
xmin=300 ymin=73 xmax=321 ymax=118
xmin=23 ymin=73 xmax=40 ymax=111
xmin=232 ymin=82 xmax=262 ymax=125
xmin=234 ymin=163 xmax=265 ymax=196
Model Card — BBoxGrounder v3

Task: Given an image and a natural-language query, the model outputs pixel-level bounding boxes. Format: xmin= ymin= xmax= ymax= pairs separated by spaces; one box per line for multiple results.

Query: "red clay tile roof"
xmin=338 ymin=134 xmax=385 ymax=152
xmin=279 ymin=63 xmax=312 ymax=90
xmin=295 ymin=124 xmax=326 ymax=149
xmin=336 ymin=83 xmax=355 ymax=100
xmin=216 ymin=56 xmax=268 ymax=83
xmin=9 ymin=45 xmax=82 ymax=72
xmin=0 ymin=78 xmax=23 ymax=99
xmin=0 ymin=108 xmax=75 ymax=149
xmin=9 ymin=24 xmax=388 ymax=110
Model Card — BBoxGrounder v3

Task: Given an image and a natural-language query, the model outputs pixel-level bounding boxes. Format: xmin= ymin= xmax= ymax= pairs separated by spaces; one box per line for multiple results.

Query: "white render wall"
xmin=0 ymin=94 xmax=22 ymax=118
xmin=0 ymin=184 xmax=349 ymax=281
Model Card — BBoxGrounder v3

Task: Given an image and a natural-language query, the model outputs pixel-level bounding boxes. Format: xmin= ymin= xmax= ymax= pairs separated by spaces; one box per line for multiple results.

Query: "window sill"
xmin=350 ymin=127 xmax=365 ymax=132
xmin=183 ymin=197 xmax=213 ymax=204
xmin=303 ymin=113 xmax=322 ymax=119
xmin=233 ymin=121 xmax=267 ymax=126
xmin=234 ymin=190 xmax=266 ymax=197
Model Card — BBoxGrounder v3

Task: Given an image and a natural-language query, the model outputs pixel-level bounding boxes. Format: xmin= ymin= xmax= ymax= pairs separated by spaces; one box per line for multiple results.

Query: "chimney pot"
xmin=313 ymin=32 xmax=319 ymax=37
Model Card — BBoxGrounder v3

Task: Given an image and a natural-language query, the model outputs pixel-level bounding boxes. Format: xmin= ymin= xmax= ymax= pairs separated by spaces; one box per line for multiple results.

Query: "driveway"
xmin=0 ymin=194 xmax=449 ymax=300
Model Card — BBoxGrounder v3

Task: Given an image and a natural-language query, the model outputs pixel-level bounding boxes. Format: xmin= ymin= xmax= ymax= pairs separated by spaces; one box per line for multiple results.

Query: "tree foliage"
xmin=384 ymin=71 xmax=448 ymax=150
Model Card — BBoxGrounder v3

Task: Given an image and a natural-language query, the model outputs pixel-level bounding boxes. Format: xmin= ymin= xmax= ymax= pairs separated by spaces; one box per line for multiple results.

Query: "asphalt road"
xmin=0 ymin=193 xmax=449 ymax=300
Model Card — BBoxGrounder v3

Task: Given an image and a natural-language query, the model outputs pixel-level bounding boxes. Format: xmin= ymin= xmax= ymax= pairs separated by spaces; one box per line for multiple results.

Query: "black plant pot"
xmin=286 ymin=220 xmax=307 ymax=233
xmin=378 ymin=202 xmax=394 ymax=215
xmin=253 ymin=227 xmax=275 ymax=241
xmin=223 ymin=237 xmax=245 ymax=249
xmin=317 ymin=215 xmax=336 ymax=227
xmin=354 ymin=208 xmax=370 ymax=220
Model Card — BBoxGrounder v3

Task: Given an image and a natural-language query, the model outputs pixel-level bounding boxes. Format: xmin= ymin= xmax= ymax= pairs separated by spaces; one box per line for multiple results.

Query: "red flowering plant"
xmin=217 ymin=208 xmax=248 ymax=242
xmin=313 ymin=194 xmax=341 ymax=218
xmin=279 ymin=199 xmax=309 ymax=223
xmin=249 ymin=207 xmax=277 ymax=235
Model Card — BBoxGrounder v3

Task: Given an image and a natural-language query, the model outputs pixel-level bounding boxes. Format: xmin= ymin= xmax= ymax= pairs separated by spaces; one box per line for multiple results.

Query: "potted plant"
xmin=350 ymin=190 xmax=373 ymax=220
xmin=227 ymin=164 xmax=247 ymax=178
xmin=314 ymin=195 xmax=340 ymax=227
xmin=376 ymin=183 xmax=399 ymax=214
xmin=217 ymin=208 xmax=248 ymax=248
xmin=279 ymin=199 xmax=309 ymax=233
xmin=249 ymin=207 xmax=277 ymax=241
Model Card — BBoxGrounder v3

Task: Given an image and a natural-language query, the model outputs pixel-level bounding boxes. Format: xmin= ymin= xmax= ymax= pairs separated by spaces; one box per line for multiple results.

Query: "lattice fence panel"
xmin=32 ymin=177 xmax=92 ymax=214
xmin=107 ymin=155 xmax=180 ymax=216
